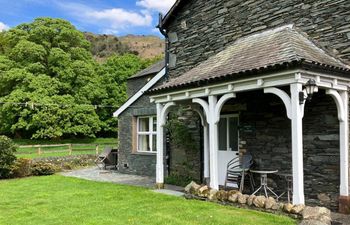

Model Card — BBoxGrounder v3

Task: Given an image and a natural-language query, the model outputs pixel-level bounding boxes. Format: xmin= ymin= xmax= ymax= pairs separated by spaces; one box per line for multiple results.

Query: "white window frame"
xmin=137 ymin=116 xmax=157 ymax=153
xmin=218 ymin=114 xmax=240 ymax=151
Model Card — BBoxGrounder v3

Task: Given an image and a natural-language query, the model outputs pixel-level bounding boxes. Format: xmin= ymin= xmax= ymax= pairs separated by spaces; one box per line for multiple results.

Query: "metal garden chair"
xmin=224 ymin=153 xmax=254 ymax=192
xmin=95 ymin=146 xmax=118 ymax=170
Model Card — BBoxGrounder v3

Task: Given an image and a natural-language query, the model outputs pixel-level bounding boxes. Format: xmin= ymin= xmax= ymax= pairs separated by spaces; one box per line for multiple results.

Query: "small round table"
xmin=250 ymin=170 xmax=279 ymax=198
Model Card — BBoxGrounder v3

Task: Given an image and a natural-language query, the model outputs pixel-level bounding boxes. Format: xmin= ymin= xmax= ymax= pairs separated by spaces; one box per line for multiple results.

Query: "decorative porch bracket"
xmin=264 ymin=85 xmax=305 ymax=205
xmin=326 ymin=89 xmax=349 ymax=197
xmin=193 ymin=93 xmax=236 ymax=190
xmin=156 ymin=102 xmax=176 ymax=188
xmin=264 ymin=87 xmax=292 ymax=119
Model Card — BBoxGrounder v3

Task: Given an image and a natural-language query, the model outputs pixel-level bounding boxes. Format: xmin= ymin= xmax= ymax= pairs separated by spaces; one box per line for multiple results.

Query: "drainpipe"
xmin=157 ymin=13 xmax=170 ymax=82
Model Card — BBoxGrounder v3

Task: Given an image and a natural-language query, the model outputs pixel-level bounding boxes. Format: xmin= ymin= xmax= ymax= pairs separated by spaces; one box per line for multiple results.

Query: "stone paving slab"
xmin=61 ymin=167 xmax=185 ymax=197
xmin=61 ymin=167 xmax=156 ymax=188
xmin=152 ymin=189 xmax=185 ymax=197
xmin=331 ymin=212 xmax=350 ymax=225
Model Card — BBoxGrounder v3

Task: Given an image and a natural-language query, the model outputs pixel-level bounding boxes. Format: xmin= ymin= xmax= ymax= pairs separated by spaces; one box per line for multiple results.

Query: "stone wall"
xmin=168 ymin=108 xmax=202 ymax=183
xmin=127 ymin=75 xmax=154 ymax=97
xmin=234 ymin=90 xmax=340 ymax=210
xmin=118 ymin=75 xmax=157 ymax=177
xmin=166 ymin=0 xmax=350 ymax=78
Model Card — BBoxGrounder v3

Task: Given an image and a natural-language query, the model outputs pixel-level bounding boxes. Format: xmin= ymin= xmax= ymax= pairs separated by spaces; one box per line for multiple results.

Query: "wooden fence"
xmin=17 ymin=143 xmax=117 ymax=156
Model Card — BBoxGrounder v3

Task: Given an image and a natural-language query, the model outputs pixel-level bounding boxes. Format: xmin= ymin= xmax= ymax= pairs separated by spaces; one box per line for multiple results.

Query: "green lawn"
xmin=0 ymin=176 xmax=296 ymax=225
xmin=14 ymin=138 xmax=118 ymax=159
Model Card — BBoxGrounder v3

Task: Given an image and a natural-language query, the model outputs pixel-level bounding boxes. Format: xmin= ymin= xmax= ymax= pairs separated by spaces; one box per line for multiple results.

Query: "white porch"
xmin=151 ymin=70 xmax=350 ymax=206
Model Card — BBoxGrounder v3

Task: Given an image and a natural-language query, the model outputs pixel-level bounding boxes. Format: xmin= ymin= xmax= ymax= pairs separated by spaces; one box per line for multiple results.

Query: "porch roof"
xmin=149 ymin=25 xmax=350 ymax=94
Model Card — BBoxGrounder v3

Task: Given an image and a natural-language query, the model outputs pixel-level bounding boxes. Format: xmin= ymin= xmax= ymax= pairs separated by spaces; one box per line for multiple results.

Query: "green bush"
xmin=0 ymin=136 xmax=17 ymax=179
xmin=10 ymin=158 xmax=32 ymax=178
xmin=165 ymin=173 xmax=196 ymax=187
xmin=31 ymin=162 xmax=57 ymax=176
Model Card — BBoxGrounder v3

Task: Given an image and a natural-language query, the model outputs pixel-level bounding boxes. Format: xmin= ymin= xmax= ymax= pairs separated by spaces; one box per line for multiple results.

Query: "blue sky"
xmin=0 ymin=0 xmax=176 ymax=36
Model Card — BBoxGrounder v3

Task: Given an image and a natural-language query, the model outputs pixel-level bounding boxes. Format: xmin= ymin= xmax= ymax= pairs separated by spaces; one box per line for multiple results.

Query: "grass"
xmin=0 ymin=175 xmax=296 ymax=225
xmin=13 ymin=138 xmax=118 ymax=159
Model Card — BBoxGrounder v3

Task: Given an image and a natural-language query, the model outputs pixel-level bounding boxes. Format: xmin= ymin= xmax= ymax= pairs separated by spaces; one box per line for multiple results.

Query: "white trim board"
xmin=113 ymin=68 xmax=166 ymax=117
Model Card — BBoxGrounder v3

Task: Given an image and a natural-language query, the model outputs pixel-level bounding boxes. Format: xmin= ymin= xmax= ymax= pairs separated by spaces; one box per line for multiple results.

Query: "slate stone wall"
xmin=166 ymin=0 xmax=350 ymax=78
xmin=235 ymin=90 xmax=339 ymax=210
xmin=118 ymin=76 xmax=157 ymax=177
xmin=127 ymin=75 xmax=153 ymax=97
xmin=168 ymin=109 xmax=202 ymax=183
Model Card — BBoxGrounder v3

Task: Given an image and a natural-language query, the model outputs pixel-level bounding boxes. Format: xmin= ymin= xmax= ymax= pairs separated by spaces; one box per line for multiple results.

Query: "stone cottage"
xmin=114 ymin=0 xmax=350 ymax=213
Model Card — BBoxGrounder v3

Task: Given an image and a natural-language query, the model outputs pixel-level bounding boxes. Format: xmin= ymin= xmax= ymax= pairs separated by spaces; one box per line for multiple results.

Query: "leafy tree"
xmin=95 ymin=54 xmax=157 ymax=136
xmin=0 ymin=18 xmax=101 ymax=139
xmin=0 ymin=17 xmax=161 ymax=139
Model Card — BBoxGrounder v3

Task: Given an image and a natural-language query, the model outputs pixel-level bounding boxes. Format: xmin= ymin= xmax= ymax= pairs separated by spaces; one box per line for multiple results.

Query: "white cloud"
xmin=56 ymin=2 xmax=153 ymax=33
xmin=0 ymin=22 xmax=9 ymax=32
xmin=86 ymin=8 xmax=152 ymax=28
xmin=136 ymin=0 xmax=176 ymax=14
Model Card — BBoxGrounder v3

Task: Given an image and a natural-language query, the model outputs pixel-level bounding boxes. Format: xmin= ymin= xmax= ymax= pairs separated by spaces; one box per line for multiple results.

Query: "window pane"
xmin=229 ymin=117 xmax=239 ymax=151
xmin=152 ymin=135 xmax=157 ymax=152
xmin=218 ymin=118 xmax=227 ymax=151
xmin=139 ymin=118 xmax=149 ymax=132
xmin=138 ymin=135 xmax=150 ymax=151
xmin=153 ymin=117 xmax=157 ymax=132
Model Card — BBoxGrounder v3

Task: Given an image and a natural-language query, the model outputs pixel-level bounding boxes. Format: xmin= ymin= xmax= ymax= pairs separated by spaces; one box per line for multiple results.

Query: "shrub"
xmin=10 ymin=158 xmax=32 ymax=178
xmin=0 ymin=136 xmax=17 ymax=179
xmin=31 ymin=162 xmax=57 ymax=176
xmin=165 ymin=173 xmax=197 ymax=187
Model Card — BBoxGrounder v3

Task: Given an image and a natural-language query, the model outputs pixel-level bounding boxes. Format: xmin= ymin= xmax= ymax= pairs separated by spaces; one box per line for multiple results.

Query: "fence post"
xmin=96 ymin=145 xmax=99 ymax=155
xmin=69 ymin=144 xmax=72 ymax=155
xmin=38 ymin=146 xmax=41 ymax=155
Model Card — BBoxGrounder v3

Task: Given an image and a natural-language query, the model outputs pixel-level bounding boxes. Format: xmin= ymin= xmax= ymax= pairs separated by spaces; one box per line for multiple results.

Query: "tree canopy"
xmin=0 ymin=18 xmax=159 ymax=139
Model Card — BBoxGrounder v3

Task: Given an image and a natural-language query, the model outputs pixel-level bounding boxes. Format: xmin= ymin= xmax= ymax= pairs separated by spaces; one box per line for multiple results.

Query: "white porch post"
xmin=156 ymin=102 xmax=175 ymax=189
xmin=156 ymin=103 xmax=165 ymax=188
xmin=327 ymin=89 xmax=349 ymax=196
xmin=290 ymin=83 xmax=305 ymax=205
xmin=339 ymin=91 xmax=349 ymax=196
xmin=192 ymin=99 xmax=211 ymax=184
xmin=208 ymin=95 xmax=219 ymax=190
xmin=203 ymin=124 xmax=210 ymax=181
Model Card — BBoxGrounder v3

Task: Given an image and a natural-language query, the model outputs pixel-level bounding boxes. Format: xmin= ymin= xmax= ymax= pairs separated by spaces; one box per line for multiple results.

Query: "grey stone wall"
xmin=168 ymin=109 xmax=202 ymax=182
xmin=166 ymin=0 xmax=350 ymax=78
xmin=118 ymin=75 xmax=157 ymax=177
xmin=127 ymin=75 xmax=153 ymax=97
xmin=235 ymin=90 xmax=339 ymax=210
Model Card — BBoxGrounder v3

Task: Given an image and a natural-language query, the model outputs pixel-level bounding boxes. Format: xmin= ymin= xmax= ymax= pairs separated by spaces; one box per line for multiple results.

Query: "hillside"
xmin=84 ymin=33 xmax=164 ymax=61
xmin=120 ymin=35 xmax=165 ymax=59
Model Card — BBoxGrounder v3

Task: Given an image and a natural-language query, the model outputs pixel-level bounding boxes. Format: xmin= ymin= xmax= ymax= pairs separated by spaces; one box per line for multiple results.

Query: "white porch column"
xmin=203 ymin=124 xmax=210 ymax=181
xmin=290 ymin=83 xmax=305 ymax=205
xmin=326 ymin=89 xmax=349 ymax=196
xmin=192 ymin=100 xmax=211 ymax=184
xmin=156 ymin=103 xmax=164 ymax=188
xmin=339 ymin=91 xmax=349 ymax=196
xmin=156 ymin=102 xmax=175 ymax=189
xmin=208 ymin=95 xmax=219 ymax=190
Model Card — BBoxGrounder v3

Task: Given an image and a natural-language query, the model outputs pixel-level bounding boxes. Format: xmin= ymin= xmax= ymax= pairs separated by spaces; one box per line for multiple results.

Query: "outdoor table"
xmin=250 ymin=170 xmax=279 ymax=198
xmin=278 ymin=173 xmax=293 ymax=203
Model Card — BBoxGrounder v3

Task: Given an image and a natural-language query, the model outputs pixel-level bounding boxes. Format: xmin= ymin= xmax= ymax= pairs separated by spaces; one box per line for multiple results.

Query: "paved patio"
xmin=61 ymin=167 xmax=184 ymax=196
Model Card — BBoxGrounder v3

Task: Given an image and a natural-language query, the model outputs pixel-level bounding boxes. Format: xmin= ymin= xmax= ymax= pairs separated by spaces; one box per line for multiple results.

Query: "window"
xmin=137 ymin=116 xmax=157 ymax=152
xmin=218 ymin=115 xmax=239 ymax=151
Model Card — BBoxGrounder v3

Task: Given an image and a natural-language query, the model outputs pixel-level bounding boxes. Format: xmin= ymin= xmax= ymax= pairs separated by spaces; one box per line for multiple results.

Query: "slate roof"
xmin=149 ymin=25 xmax=350 ymax=94
xmin=128 ymin=60 xmax=165 ymax=79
